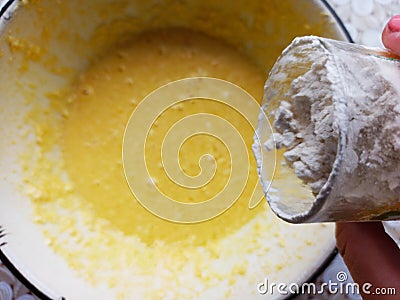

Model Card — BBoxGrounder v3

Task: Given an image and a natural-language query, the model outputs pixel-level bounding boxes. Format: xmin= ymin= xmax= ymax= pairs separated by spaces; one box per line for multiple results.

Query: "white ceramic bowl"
xmin=0 ymin=1 xmax=350 ymax=299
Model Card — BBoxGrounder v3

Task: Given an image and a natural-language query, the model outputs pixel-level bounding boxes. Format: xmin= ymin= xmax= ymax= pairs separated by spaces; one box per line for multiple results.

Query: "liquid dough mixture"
xmin=23 ymin=29 xmax=334 ymax=299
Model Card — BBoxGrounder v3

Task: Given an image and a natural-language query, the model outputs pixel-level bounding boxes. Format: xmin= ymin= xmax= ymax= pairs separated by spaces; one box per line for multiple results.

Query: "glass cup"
xmin=253 ymin=36 xmax=400 ymax=223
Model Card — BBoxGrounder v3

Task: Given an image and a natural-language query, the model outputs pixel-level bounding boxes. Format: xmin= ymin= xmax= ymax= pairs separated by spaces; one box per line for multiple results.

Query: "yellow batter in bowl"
xmin=62 ymin=28 xmax=265 ymax=242
xmin=0 ymin=0 xmax=350 ymax=299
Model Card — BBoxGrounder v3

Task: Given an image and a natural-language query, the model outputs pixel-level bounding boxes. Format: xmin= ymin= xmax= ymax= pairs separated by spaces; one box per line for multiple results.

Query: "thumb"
xmin=336 ymin=222 xmax=400 ymax=299
xmin=382 ymin=15 xmax=400 ymax=56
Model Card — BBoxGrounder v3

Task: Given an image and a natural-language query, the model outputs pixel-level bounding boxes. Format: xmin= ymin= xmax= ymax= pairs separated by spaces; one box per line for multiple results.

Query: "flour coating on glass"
xmin=264 ymin=36 xmax=400 ymax=200
xmin=264 ymin=51 xmax=338 ymax=194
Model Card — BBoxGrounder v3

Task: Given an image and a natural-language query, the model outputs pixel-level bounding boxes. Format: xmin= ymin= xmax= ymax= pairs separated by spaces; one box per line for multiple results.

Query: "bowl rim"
xmin=0 ymin=0 xmax=352 ymax=299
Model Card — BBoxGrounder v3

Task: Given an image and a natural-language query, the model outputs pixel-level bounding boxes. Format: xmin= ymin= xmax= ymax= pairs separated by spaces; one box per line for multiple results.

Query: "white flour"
xmin=263 ymin=36 xmax=400 ymax=206
xmin=264 ymin=54 xmax=338 ymax=194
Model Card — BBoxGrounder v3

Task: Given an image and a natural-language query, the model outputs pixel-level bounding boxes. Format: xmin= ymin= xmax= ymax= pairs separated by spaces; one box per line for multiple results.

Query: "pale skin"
xmin=335 ymin=15 xmax=400 ymax=300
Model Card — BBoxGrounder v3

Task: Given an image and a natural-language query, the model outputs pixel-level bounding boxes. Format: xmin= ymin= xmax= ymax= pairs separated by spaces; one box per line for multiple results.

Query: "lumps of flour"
xmin=256 ymin=36 xmax=400 ymax=222
xmin=265 ymin=56 xmax=339 ymax=194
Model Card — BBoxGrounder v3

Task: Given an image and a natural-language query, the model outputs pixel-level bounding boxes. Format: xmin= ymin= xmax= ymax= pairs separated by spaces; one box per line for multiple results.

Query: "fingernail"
xmin=388 ymin=15 xmax=400 ymax=33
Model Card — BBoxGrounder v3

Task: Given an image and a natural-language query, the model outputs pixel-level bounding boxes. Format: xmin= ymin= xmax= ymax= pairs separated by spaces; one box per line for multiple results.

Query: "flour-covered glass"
xmin=253 ymin=36 xmax=400 ymax=222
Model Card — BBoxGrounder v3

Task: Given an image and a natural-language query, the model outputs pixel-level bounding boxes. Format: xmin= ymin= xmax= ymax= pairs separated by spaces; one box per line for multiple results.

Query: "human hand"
xmin=335 ymin=15 xmax=400 ymax=300
xmin=336 ymin=222 xmax=400 ymax=299
xmin=382 ymin=15 xmax=400 ymax=56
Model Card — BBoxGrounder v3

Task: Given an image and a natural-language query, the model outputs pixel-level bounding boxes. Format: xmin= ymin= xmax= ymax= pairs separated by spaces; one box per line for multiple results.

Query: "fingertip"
xmin=382 ymin=15 xmax=400 ymax=56
xmin=387 ymin=15 xmax=400 ymax=32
